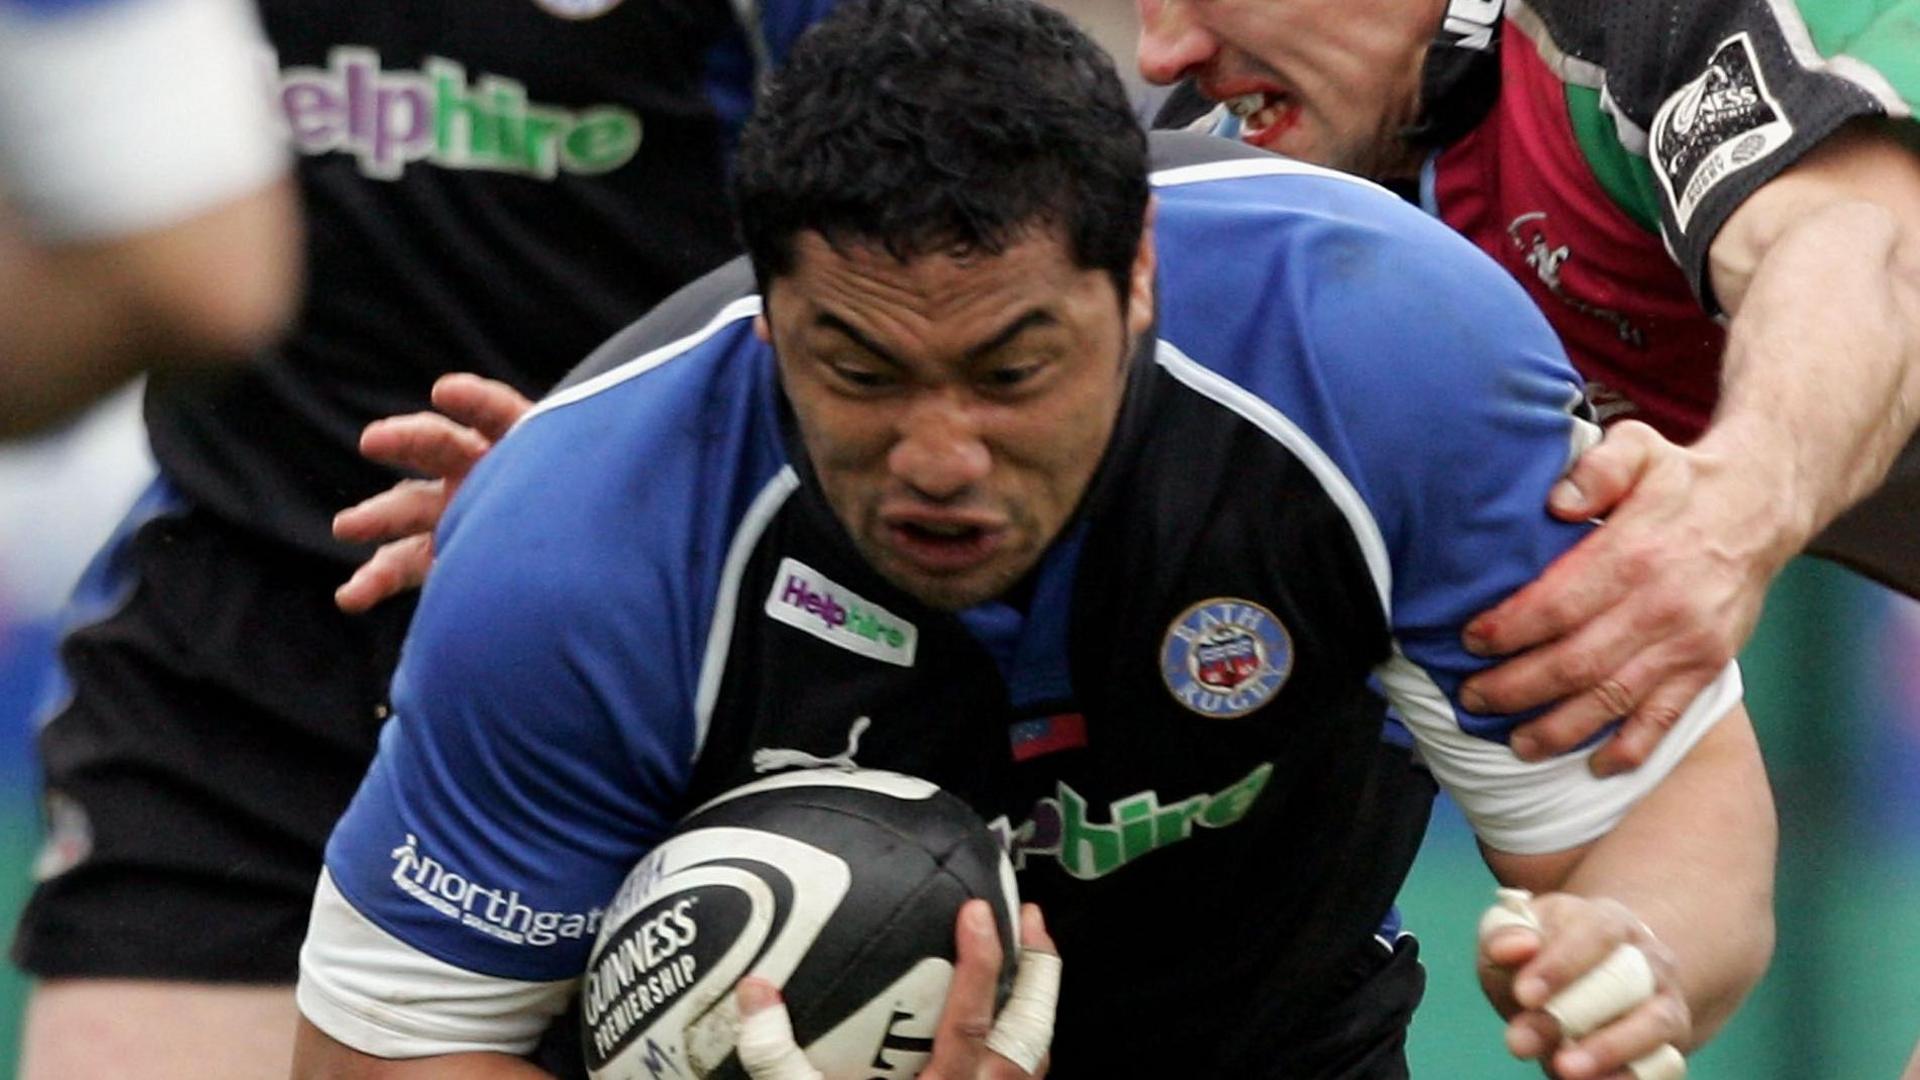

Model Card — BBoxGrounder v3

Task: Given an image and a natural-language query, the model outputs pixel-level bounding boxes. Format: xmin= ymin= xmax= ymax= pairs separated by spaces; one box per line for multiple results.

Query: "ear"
xmin=1127 ymin=198 xmax=1158 ymax=338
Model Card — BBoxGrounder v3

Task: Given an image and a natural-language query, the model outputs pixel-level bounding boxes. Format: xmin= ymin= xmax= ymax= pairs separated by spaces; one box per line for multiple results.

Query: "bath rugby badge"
xmin=1160 ymin=598 xmax=1293 ymax=718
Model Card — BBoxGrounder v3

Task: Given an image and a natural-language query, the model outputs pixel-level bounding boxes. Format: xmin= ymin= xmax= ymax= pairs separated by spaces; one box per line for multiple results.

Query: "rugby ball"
xmin=581 ymin=768 xmax=1019 ymax=1079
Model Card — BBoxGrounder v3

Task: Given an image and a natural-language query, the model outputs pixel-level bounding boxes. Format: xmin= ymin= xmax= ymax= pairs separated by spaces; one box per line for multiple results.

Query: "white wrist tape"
xmin=1629 ymin=1043 xmax=1687 ymax=1080
xmin=735 ymin=1000 xmax=824 ymax=1080
xmin=1479 ymin=887 xmax=1543 ymax=937
xmin=1547 ymin=942 xmax=1656 ymax=1038
xmin=1477 ymin=889 xmax=1685 ymax=1080
xmin=984 ymin=949 xmax=1062 ymax=1075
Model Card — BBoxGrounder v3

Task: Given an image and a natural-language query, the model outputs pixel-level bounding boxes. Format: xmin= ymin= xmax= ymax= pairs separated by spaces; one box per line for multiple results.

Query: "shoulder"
xmin=1146 ymin=139 xmax=1590 ymax=613
xmin=1149 ymin=139 xmax=1570 ymax=419
xmin=420 ymin=273 xmax=789 ymax=685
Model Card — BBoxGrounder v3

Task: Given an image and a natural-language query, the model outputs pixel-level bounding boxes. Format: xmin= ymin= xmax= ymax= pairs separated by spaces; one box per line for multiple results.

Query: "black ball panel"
xmin=583 ymin=769 xmax=1017 ymax=1080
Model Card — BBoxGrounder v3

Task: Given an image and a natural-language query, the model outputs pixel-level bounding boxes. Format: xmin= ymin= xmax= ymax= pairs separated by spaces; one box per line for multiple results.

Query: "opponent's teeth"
xmin=1226 ymin=92 xmax=1265 ymax=119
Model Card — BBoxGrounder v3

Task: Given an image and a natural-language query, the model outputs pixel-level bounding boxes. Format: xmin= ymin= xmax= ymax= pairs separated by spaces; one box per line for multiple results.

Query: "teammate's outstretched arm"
xmin=0 ymin=181 xmax=300 ymax=437
xmin=0 ymin=0 xmax=300 ymax=438
xmin=1474 ymin=704 xmax=1776 ymax=1080
xmin=1462 ymin=120 xmax=1920 ymax=774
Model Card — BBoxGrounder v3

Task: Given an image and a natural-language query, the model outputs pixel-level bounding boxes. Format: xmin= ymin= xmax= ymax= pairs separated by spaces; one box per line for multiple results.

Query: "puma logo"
xmin=752 ymin=716 xmax=872 ymax=774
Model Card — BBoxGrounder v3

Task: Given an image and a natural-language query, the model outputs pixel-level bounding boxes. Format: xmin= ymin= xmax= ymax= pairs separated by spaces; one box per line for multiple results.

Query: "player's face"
xmin=763 ymin=223 xmax=1155 ymax=611
xmin=1136 ymin=0 xmax=1443 ymax=179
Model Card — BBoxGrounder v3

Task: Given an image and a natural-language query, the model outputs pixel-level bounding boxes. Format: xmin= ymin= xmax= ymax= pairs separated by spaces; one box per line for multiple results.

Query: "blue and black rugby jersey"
xmin=143 ymin=0 xmax=839 ymax=561
xmin=301 ymin=132 xmax=1741 ymax=1077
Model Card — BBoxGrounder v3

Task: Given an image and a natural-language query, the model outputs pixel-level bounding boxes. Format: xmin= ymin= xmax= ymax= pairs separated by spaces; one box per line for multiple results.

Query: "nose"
xmin=888 ymin=393 xmax=991 ymax=502
xmin=1137 ymin=0 xmax=1218 ymax=87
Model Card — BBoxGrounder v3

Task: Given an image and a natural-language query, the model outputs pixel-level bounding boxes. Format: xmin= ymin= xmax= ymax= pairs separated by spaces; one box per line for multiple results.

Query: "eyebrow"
xmin=814 ymin=308 xmax=1058 ymax=367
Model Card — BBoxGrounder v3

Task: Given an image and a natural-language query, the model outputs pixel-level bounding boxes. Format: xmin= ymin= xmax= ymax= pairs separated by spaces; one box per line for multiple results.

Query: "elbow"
xmin=1690 ymin=890 xmax=1774 ymax=1045
xmin=1689 ymin=801 xmax=1778 ymax=1046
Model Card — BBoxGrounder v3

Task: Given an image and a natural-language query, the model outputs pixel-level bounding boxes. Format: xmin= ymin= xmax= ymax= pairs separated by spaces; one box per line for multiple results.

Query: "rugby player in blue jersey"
xmin=296 ymin=2 xmax=1775 ymax=1077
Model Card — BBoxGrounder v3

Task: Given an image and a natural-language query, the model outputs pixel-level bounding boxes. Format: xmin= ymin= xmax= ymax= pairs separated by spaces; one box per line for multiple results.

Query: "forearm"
xmin=292 ymin=1017 xmax=556 ymax=1080
xmin=1706 ymin=202 xmax=1920 ymax=545
xmin=0 ymin=179 xmax=300 ymax=436
xmin=1702 ymin=124 xmax=1920 ymax=559
xmin=1486 ymin=709 xmax=1777 ymax=1043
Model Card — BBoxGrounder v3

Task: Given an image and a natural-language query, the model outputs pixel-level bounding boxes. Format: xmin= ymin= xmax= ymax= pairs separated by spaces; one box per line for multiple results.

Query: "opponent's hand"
xmin=1459 ymin=421 xmax=1786 ymax=775
xmin=333 ymin=373 xmax=533 ymax=613
xmin=1478 ymin=889 xmax=1688 ymax=1080
xmin=735 ymin=901 xmax=1060 ymax=1080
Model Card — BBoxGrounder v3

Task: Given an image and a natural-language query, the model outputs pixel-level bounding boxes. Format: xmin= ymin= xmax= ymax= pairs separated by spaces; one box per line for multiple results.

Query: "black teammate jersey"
xmin=143 ymin=0 xmax=837 ymax=560
xmin=300 ymin=134 xmax=1742 ymax=1076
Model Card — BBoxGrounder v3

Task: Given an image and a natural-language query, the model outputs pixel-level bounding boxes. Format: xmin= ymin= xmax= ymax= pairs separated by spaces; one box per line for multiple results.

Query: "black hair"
xmin=732 ymin=0 xmax=1150 ymax=300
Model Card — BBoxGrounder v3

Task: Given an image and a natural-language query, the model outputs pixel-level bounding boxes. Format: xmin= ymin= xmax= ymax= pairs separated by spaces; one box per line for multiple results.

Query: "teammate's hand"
xmin=735 ymin=901 xmax=1060 ymax=1080
xmin=332 ymin=373 xmax=533 ymax=613
xmin=1477 ymin=889 xmax=1688 ymax=1080
xmin=1458 ymin=420 xmax=1785 ymax=775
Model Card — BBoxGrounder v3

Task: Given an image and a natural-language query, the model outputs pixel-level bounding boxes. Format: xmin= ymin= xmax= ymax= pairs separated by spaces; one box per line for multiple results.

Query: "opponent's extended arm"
xmin=1463 ymin=120 xmax=1920 ymax=773
xmin=1477 ymin=705 xmax=1777 ymax=1079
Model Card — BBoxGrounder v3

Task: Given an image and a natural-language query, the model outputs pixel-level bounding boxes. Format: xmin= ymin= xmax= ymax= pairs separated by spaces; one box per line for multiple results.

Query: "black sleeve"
xmin=1582 ymin=0 xmax=1911 ymax=308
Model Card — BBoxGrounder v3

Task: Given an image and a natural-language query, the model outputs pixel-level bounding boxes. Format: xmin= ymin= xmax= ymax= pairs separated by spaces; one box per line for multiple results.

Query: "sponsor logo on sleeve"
xmin=764 ymin=558 xmax=918 ymax=666
xmin=1160 ymin=598 xmax=1293 ymax=718
xmin=388 ymin=833 xmax=605 ymax=947
xmin=1649 ymin=33 xmax=1794 ymax=232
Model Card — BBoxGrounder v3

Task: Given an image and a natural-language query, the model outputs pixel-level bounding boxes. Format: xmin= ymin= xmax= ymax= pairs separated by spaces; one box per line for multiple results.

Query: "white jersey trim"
xmin=1506 ymin=0 xmax=1607 ymax=90
xmin=1154 ymin=340 xmax=1393 ymax=618
xmin=694 ymin=465 xmax=801 ymax=756
xmin=1151 ymin=155 xmax=1393 ymax=199
xmin=0 ymin=0 xmax=287 ymax=240
xmin=1599 ymin=84 xmax=1651 ymax=157
xmin=1376 ymin=656 xmax=1742 ymax=853
xmin=297 ymin=869 xmax=574 ymax=1059
xmin=523 ymin=295 xmax=764 ymax=424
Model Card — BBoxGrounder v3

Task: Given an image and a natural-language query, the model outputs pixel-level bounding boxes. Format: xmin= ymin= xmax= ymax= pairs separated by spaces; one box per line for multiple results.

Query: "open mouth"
xmin=884 ymin=520 xmax=1003 ymax=574
xmin=1223 ymin=90 xmax=1299 ymax=148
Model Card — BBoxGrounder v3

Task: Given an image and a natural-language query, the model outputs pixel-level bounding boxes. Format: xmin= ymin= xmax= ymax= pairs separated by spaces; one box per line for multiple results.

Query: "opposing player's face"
xmin=763 ymin=225 xmax=1154 ymax=611
xmin=1136 ymin=0 xmax=1443 ymax=179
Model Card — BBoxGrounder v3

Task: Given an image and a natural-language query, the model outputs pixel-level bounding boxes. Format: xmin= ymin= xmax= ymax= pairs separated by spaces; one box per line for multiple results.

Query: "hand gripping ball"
xmin=582 ymin=768 xmax=1019 ymax=1079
